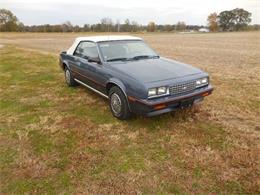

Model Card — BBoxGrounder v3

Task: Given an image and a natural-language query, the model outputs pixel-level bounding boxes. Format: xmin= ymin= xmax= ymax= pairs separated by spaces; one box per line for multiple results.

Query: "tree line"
xmin=0 ymin=8 xmax=259 ymax=32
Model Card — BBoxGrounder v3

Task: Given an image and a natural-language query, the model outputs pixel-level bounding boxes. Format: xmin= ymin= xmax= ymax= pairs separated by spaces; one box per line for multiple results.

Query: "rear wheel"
xmin=64 ymin=67 xmax=77 ymax=87
xmin=109 ymin=86 xmax=131 ymax=120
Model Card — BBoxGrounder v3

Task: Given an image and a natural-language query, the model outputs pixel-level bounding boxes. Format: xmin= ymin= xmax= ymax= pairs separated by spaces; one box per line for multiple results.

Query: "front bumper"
xmin=128 ymin=85 xmax=213 ymax=116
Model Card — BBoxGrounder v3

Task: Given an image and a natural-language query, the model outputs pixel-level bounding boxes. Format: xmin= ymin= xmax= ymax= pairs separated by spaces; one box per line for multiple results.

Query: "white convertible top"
xmin=67 ymin=35 xmax=142 ymax=55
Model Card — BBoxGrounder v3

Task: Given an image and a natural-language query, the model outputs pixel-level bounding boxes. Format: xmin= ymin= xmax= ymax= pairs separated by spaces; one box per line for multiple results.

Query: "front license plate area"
xmin=180 ymin=99 xmax=194 ymax=109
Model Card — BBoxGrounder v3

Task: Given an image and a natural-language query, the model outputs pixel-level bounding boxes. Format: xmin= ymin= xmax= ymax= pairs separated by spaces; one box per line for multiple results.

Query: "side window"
xmin=74 ymin=42 xmax=99 ymax=59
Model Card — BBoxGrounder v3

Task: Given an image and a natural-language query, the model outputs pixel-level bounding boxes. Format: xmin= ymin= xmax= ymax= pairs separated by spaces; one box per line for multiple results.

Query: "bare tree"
xmin=131 ymin=21 xmax=139 ymax=32
xmin=100 ymin=17 xmax=113 ymax=32
xmin=116 ymin=19 xmax=120 ymax=32
xmin=121 ymin=19 xmax=130 ymax=32
xmin=176 ymin=21 xmax=186 ymax=31
xmin=61 ymin=21 xmax=73 ymax=32
xmin=147 ymin=21 xmax=156 ymax=32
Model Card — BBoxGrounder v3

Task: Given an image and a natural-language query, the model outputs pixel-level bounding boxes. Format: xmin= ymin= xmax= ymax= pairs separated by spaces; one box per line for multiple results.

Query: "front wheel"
xmin=64 ymin=67 xmax=77 ymax=87
xmin=109 ymin=86 xmax=131 ymax=120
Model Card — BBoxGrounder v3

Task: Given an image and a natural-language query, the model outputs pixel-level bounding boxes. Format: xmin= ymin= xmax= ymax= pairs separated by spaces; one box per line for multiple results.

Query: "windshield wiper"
xmin=107 ymin=55 xmax=159 ymax=62
xmin=106 ymin=57 xmax=130 ymax=62
xmin=131 ymin=55 xmax=159 ymax=60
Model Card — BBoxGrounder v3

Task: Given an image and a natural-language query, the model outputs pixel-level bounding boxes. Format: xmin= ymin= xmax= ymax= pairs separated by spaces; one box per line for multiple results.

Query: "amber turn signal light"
xmin=154 ymin=104 xmax=166 ymax=110
xmin=202 ymin=92 xmax=210 ymax=97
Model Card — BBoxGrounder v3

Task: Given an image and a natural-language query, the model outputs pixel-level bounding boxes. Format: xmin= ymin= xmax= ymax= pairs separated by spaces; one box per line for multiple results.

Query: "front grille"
xmin=169 ymin=81 xmax=196 ymax=95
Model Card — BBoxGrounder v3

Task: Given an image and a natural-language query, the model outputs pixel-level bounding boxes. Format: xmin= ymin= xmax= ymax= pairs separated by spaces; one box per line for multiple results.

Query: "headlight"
xmin=148 ymin=86 xmax=169 ymax=98
xmin=157 ymin=87 xmax=167 ymax=95
xmin=196 ymin=80 xmax=201 ymax=85
xmin=201 ymin=78 xmax=208 ymax=84
xmin=196 ymin=77 xmax=208 ymax=88
xmin=148 ymin=88 xmax=157 ymax=96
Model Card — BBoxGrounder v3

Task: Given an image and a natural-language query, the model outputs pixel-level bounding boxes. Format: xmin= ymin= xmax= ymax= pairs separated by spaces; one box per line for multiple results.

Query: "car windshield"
xmin=98 ymin=40 xmax=159 ymax=62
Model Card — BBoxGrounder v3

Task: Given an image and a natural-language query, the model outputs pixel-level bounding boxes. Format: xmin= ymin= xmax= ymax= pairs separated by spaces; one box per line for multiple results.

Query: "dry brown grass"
xmin=2 ymin=31 xmax=259 ymax=136
xmin=0 ymin=31 xmax=260 ymax=194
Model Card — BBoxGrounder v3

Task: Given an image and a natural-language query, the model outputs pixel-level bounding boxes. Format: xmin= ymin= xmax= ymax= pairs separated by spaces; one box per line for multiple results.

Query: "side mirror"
xmin=88 ymin=57 xmax=101 ymax=64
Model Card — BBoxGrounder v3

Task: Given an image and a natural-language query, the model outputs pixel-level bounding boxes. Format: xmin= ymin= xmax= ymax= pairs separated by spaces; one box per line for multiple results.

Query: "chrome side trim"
xmin=74 ymin=78 xmax=109 ymax=99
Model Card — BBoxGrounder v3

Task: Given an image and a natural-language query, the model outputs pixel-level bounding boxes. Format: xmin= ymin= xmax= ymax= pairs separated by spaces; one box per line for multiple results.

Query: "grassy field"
xmin=0 ymin=32 xmax=260 ymax=194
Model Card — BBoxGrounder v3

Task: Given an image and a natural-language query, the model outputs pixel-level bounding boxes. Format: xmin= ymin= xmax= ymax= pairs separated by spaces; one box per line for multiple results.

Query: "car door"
xmin=66 ymin=43 xmax=86 ymax=81
xmin=72 ymin=41 xmax=107 ymax=93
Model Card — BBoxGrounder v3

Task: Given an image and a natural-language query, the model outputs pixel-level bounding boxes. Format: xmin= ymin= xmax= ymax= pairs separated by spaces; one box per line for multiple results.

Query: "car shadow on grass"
xmin=125 ymin=107 xmax=200 ymax=132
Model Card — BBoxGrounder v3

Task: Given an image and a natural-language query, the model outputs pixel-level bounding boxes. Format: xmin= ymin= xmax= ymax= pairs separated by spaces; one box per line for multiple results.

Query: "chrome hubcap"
xmin=65 ymin=69 xmax=70 ymax=83
xmin=111 ymin=93 xmax=122 ymax=115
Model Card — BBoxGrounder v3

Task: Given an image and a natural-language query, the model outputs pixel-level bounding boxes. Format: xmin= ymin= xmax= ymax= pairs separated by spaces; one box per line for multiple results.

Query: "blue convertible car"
xmin=59 ymin=35 xmax=213 ymax=120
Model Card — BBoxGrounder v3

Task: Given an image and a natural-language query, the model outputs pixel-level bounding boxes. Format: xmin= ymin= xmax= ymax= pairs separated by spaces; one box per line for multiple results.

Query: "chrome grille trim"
xmin=169 ymin=81 xmax=196 ymax=95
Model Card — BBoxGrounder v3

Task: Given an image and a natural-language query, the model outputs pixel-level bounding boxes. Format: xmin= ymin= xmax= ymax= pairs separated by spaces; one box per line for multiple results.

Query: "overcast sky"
xmin=1 ymin=0 xmax=260 ymax=26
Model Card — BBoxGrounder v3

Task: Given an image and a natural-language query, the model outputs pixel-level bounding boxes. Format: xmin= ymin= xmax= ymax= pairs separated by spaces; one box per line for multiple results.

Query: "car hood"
xmin=109 ymin=57 xmax=203 ymax=83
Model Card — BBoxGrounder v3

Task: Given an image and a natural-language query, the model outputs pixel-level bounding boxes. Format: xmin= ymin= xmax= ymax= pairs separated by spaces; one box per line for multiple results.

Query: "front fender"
xmin=106 ymin=78 xmax=127 ymax=95
xmin=106 ymin=77 xmax=147 ymax=99
xmin=60 ymin=53 xmax=72 ymax=71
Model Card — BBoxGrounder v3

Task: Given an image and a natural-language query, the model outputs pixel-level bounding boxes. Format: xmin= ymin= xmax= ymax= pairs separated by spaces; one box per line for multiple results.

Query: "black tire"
xmin=64 ymin=67 xmax=77 ymax=87
xmin=109 ymin=86 xmax=131 ymax=120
